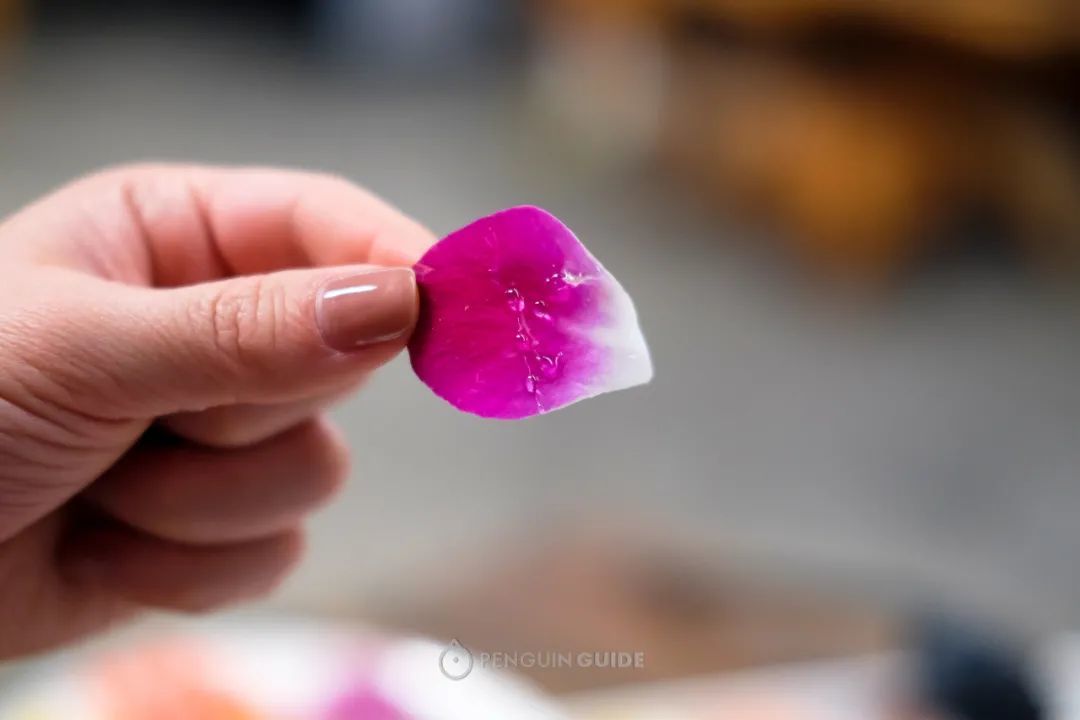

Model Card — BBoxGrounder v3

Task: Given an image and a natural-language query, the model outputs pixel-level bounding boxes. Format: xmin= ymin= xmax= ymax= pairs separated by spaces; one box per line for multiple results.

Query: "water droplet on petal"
xmin=544 ymin=273 xmax=564 ymax=290
xmin=538 ymin=354 xmax=560 ymax=379
xmin=408 ymin=205 xmax=652 ymax=419
xmin=505 ymin=287 xmax=525 ymax=312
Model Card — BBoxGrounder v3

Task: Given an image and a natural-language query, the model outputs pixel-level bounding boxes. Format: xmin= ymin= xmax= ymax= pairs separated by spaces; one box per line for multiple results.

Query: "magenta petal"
xmin=324 ymin=683 xmax=409 ymax=720
xmin=408 ymin=206 xmax=652 ymax=420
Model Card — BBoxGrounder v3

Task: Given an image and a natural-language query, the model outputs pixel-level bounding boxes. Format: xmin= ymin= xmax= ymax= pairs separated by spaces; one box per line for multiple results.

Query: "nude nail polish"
xmin=316 ymin=268 xmax=417 ymax=352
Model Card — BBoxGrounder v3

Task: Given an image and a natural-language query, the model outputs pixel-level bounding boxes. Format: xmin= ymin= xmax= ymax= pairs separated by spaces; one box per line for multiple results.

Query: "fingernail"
xmin=316 ymin=268 xmax=417 ymax=352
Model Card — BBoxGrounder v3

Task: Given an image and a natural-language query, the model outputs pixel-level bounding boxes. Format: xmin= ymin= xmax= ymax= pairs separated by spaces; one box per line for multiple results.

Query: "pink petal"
xmin=408 ymin=206 xmax=652 ymax=419
xmin=324 ymin=683 xmax=410 ymax=720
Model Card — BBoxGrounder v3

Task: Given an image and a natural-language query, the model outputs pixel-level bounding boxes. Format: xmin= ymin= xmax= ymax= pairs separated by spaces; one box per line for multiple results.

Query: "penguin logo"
xmin=438 ymin=639 xmax=474 ymax=681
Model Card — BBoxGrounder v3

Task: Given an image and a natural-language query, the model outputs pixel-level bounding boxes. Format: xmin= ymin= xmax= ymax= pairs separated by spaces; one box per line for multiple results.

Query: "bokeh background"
xmin=1 ymin=0 xmax=1079 ymax=712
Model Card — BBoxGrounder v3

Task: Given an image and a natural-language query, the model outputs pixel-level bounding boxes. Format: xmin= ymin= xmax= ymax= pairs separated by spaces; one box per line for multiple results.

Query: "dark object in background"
xmin=27 ymin=0 xmax=525 ymax=75
xmin=311 ymin=0 xmax=524 ymax=72
xmin=910 ymin=615 xmax=1045 ymax=720
xmin=32 ymin=0 xmax=309 ymax=37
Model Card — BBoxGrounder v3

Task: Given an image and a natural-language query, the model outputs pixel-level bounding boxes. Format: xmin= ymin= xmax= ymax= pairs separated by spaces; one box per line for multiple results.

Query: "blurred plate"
xmin=0 ymin=617 xmax=566 ymax=720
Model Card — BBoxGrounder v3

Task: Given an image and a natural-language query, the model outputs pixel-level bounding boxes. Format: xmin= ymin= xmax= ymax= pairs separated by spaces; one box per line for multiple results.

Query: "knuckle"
xmin=200 ymin=278 xmax=288 ymax=372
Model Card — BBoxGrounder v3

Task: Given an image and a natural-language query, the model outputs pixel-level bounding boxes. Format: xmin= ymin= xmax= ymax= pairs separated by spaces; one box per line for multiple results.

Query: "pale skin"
xmin=0 ymin=164 xmax=435 ymax=659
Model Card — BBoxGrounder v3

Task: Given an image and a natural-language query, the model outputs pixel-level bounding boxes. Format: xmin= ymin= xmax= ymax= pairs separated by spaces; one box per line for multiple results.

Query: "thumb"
xmin=10 ymin=265 xmax=418 ymax=418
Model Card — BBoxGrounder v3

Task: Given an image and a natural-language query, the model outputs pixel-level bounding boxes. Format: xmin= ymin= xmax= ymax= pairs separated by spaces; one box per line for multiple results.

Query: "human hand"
xmin=0 ymin=164 xmax=433 ymax=658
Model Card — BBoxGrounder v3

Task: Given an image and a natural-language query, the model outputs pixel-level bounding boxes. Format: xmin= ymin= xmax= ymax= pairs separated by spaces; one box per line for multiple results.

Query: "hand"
xmin=0 ymin=164 xmax=434 ymax=658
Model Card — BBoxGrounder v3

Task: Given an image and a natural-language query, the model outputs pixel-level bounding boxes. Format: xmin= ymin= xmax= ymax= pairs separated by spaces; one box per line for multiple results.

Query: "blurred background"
xmin=1 ymin=0 xmax=1079 ymax=716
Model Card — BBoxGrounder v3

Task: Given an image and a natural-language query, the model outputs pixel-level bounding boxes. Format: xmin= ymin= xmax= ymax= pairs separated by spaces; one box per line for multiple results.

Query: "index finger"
xmin=7 ymin=163 xmax=436 ymax=287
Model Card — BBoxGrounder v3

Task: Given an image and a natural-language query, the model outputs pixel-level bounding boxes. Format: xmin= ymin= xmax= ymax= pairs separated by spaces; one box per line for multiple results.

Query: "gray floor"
xmin=2 ymin=29 xmax=1080 ymax=635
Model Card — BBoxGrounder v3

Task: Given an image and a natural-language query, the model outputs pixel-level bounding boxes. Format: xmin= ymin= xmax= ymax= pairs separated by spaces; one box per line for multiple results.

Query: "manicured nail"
xmin=316 ymin=268 xmax=417 ymax=352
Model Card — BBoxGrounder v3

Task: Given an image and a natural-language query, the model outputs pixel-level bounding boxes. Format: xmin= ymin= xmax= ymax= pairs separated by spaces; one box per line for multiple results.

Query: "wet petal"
xmin=409 ymin=206 xmax=652 ymax=419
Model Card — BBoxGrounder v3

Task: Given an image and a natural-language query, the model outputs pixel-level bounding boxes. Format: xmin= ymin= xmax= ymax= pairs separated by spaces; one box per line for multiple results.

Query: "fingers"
xmin=149 ymin=263 xmax=417 ymax=412
xmin=58 ymin=417 xmax=342 ymax=616
xmin=161 ymin=376 xmax=366 ymax=448
xmin=84 ymin=420 xmax=347 ymax=544
xmin=62 ymin=525 xmax=303 ymax=613
xmin=187 ymin=166 xmax=436 ymax=275
xmin=2 ymin=263 xmax=416 ymax=418
xmin=0 ymin=514 xmax=137 ymax=660
xmin=0 ymin=163 xmax=434 ymax=420
xmin=4 ymin=164 xmax=436 ymax=284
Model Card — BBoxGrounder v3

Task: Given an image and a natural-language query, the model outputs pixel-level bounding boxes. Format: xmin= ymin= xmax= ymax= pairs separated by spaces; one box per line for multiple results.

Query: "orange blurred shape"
xmin=661 ymin=49 xmax=955 ymax=283
xmin=0 ymin=0 xmax=27 ymax=51
xmin=698 ymin=0 xmax=1080 ymax=58
xmin=92 ymin=642 xmax=262 ymax=720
